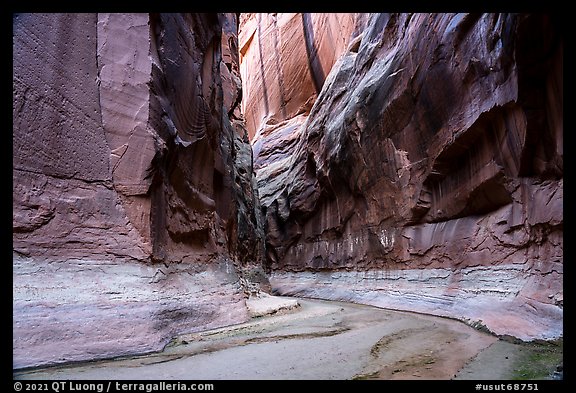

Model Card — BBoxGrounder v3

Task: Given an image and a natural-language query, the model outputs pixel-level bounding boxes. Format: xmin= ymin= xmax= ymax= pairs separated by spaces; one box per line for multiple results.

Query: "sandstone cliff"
xmin=241 ymin=13 xmax=563 ymax=341
xmin=13 ymin=12 xmax=563 ymax=370
xmin=13 ymin=13 xmax=265 ymax=369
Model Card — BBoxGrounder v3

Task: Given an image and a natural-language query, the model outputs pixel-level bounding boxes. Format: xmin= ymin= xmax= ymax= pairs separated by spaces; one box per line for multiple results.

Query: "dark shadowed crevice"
xmin=514 ymin=14 xmax=563 ymax=179
xmin=271 ymin=14 xmax=287 ymax=119
xmin=301 ymin=13 xmax=325 ymax=94
xmin=256 ymin=13 xmax=270 ymax=115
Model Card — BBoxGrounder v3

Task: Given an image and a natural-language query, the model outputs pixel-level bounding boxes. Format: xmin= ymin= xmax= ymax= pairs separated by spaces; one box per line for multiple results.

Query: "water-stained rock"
xmin=13 ymin=13 xmax=265 ymax=368
xmin=241 ymin=13 xmax=562 ymax=340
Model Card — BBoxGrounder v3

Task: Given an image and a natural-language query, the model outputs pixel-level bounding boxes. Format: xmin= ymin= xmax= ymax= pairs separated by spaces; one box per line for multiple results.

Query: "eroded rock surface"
xmin=239 ymin=13 xmax=362 ymax=140
xmin=13 ymin=13 xmax=265 ymax=369
xmin=241 ymin=13 xmax=563 ymax=340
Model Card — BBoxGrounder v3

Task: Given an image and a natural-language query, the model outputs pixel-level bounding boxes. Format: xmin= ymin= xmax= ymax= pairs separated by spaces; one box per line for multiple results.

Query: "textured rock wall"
xmin=242 ymin=13 xmax=563 ymax=340
xmin=239 ymin=13 xmax=362 ymax=140
xmin=13 ymin=13 xmax=264 ymax=369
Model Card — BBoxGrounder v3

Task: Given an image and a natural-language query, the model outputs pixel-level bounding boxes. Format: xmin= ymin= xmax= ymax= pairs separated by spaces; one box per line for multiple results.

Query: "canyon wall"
xmin=13 ymin=13 xmax=265 ymax=369
xmin=242 ymin=13 xmax=563 ymax=341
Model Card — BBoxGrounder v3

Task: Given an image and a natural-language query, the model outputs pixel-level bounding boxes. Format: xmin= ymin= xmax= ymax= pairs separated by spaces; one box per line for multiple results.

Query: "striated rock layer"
xmin=13 ymin=13 xmax=265 ymax=369
xmin=242 ymin=13 xmax=563 ymax=340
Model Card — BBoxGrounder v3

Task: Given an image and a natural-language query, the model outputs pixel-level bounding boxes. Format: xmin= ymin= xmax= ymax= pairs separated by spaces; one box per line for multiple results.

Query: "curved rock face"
xmin=242 ymin=13 xmax=563 ymax=340
xmin=13 ymin=13 xmax=265 ymax=369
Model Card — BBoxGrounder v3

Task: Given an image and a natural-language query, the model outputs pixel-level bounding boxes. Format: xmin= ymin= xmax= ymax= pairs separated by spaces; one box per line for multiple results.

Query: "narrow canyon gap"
xmin=13 ymin=13 xmax=562 ymax=370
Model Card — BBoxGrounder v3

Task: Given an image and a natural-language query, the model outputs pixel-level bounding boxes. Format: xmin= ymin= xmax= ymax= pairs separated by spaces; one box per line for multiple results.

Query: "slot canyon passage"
xmin=13 ymin=13 xmax=563 ymax=380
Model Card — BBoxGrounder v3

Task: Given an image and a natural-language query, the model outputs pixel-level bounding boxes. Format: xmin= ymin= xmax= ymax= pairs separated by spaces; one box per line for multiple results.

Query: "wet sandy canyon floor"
xmin=14 ymin=298 xmax=562 ymax=380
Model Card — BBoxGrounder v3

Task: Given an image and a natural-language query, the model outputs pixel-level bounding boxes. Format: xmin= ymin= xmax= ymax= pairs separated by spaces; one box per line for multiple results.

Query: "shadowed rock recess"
xmin=13 ymin=13 xmax=562 ymax=370
xmin=240 ymin=13 xmax=562 ymax=341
